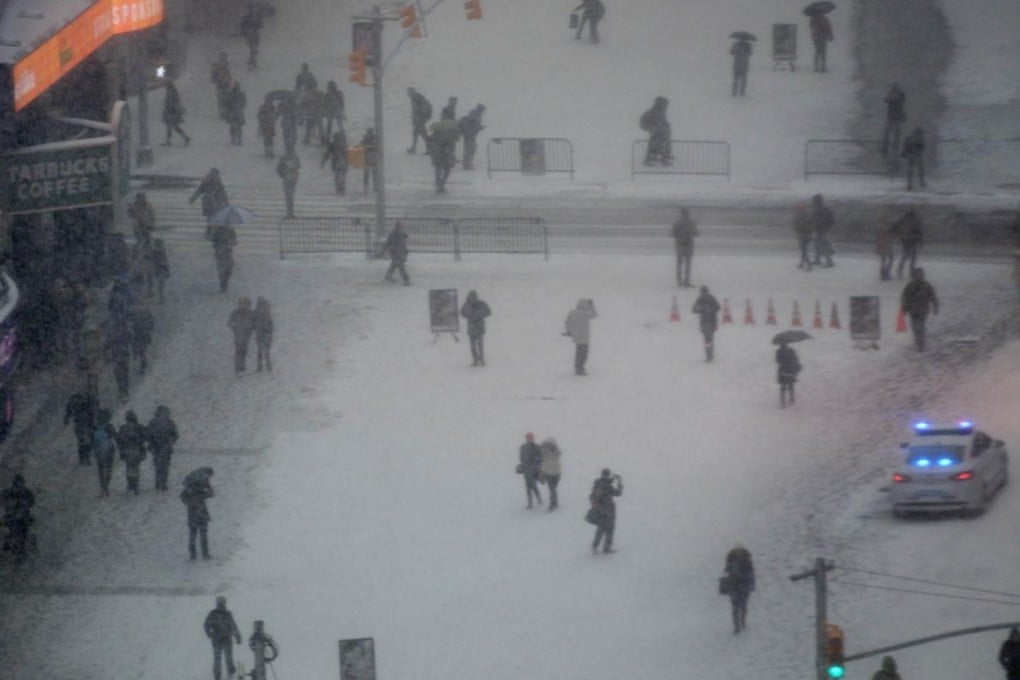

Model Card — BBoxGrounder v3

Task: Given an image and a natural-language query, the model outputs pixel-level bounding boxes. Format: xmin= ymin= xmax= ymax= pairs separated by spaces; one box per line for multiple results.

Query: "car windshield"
xmin=907 ymin=445 xmax=965 ymax=468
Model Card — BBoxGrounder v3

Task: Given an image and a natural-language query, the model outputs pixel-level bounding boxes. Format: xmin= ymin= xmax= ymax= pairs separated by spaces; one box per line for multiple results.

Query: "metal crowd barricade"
xmin=803 ymin=139 xmax=894 ymax=180
xmin=455 ymin=217 xmax=548 ymax=260
xmin=631 ymin=140 xmax=730 ymax=180
xmin=278 ymin=216 xmax=374 ymax=259
xmin=486 ymin=138 xmax=574 ymax=179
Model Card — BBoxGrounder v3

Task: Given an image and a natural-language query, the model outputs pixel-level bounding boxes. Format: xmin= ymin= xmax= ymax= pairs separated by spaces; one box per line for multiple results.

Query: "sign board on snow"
xmin=338 ymin=637 xmax=376 ymax=680
xmin=849 ymin=295 xmax=880 ymax=341
xmin=429 ymin=289 xmax=460 ymax=335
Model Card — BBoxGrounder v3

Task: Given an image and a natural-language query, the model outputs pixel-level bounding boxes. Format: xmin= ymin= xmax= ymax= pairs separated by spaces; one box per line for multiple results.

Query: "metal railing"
xmin=631 ymin=140 xmax=730 ymax=179
xmin=804 ymin=139 xmax=895 ymax=180
xmin=486 ymin=138 xmax=574 ymax=179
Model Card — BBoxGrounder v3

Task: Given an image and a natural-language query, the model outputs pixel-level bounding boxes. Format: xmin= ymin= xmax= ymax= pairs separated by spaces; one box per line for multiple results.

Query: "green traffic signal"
xmin=827 ymin=665 xmax=846 ymax=679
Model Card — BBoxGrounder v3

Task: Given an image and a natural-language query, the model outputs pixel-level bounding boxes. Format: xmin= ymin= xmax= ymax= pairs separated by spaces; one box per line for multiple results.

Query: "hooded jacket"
xmin=565 ymin=299 xmax=598 ymax=344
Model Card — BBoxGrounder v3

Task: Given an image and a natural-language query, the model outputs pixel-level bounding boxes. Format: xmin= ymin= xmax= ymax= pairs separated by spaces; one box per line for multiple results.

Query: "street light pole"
xmin=371 ymin=5 xmax=386 ymax=240
xmin=132 ymin=37 xmax=153 ymax=168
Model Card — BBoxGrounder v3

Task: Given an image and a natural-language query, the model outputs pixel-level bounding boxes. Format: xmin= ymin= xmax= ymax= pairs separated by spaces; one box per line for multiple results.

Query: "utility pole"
xmin=131 ymin=37 xmax=153 ymax=168
xmin=252 ymin=620 xmax=266 ymax=680
xmin=790 ymin=557 xmax=835 ymax=680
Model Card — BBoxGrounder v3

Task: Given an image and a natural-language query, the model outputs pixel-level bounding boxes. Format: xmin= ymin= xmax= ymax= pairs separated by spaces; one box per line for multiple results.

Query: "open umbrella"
xmin=209 ymin=205 xmax=257 ymax=227
xmin=183 ymin=467 xmax=215 ymax=489
xmin=265 ymin=89 xmax=295 ymax=106
xmin=730 ymin=31 xmax=757 ymax=42
xmin=772 ymin=329 xmax=813 ymax=345
xmin=803 ymin=1 xmax=836 ymax=16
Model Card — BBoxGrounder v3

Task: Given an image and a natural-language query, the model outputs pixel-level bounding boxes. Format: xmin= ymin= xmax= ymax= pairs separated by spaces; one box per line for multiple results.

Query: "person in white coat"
xmin=540 ymin=438 xmax=562 ymax=511
xmin=564 ymin=298 xmax=598 ymax=375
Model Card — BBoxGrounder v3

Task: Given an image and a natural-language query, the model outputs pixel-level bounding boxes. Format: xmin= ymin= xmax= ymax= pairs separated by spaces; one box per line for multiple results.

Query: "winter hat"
xmin=601 ymin=468 xmax=611 ymax=478
xmin=216 ymin=596 xmax=227 ymax=607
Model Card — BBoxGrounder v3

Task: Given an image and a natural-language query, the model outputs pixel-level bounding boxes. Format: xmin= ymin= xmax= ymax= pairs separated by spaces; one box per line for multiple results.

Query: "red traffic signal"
xmin=348 ymin=50 xmax=367 ymax=86
xmin=464 ymin=0 xmax=482 ymax=20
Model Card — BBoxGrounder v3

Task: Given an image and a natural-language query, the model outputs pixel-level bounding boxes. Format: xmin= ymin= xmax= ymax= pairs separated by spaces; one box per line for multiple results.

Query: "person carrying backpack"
xmin=723 ymin=543 xmax=755 ymax=633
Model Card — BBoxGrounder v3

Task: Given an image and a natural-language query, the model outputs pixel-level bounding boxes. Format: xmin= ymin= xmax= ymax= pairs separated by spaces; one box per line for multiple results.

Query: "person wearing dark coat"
xmin=440 ymin=96 xmax=458 ymax=121
xmin=152 ymin=238 xmax=170 ymax=303
xmin=228 ymin=297 xmax=255 ymax=374
xmin=190 ymin=168 xmax=229 ymax=231
xmin=565 ymin=298 xmax=597 ymax=375
xmin=210 ymin=223 xmax=238 ymax=293
xmin=792 ymin=203 xmax=813 ymax=271
xmin=128 ymin=192 xmax=156 ymax=248
xmin=871 ymin=655 xmax=902 ymax=680
xmin=429 ymin=112 xmax=460 ymax=193
xmin=204 ymin=596 xmax=242 ymax=679
xmin=161 ymin=80 xmax=190 ymax=146
xmin=276 ymin=150 xmax=301 ymax=218
xmin=92 ymin=408 xmax=118 ymax=497
xmin=225 ymin=82 xmax=246 ymax=146
xmin=809 ymin=12 xmax=833 ymax=72
xmin=407 ymin=87 xmax=433 ymax=153
xmin=64 ymin=391 xmax=98 ymax=465
xmin=458 ymin=104 xmax=485 ymax=170
xmin=147 ymin=405 xmax=179 ymax=492
xmin=240 ymin=9 xmax=263 ymax=69
xmin=321 ymin=130 xmax=349 ymax=195
xmin=775 ymin=340 xmax=801 ymax=407
xmin=730 ymin=38 xmax=752 ymax=96
xmin=724 ymin=543 xmax=755 ymax=633
xmin=182 ymin=471 xmax=215 ymax=560
xmin=999 ymin=627 xmax=1020 ymax=680
xmin=589 ymin=468 xmax=622 ymax=554
xmin=519 ymin=433 xmax=543 ymax=508
xmin=574 ymin=0 xmax=605 ymax=44
xmin=104 ymin=318 xmax=132 ymax=402
xmin=294 ymin=62 xmax=318 ymax=95
xmin=253 ymin=296 xmax=274 ymax=372
xmin=902 ymin=126 xmax=926 ymax=190
xmin=299 ymin=86 xmax=325 ymax=145
xmin=323 ymin=80 xmax=345 ymax=142
xmin=811 ymin=193 xmax=835 ymax=267
xmin=210 ymin=52 xmax=232 ymax=120
xmin=279 ymin=96 xmax=298 ymax=156
xmin=257 ymin=98 xmax=278 ymax=158
xmin=671 ymin=207 xmax=698 ymax=287
xmin=117 ymin=410 xmax=147 ymax=495
xmin=129 ymin=305 xmax=155 ymax=375
xmin=108 ymin=233 xmax=131 ymax=280
xmin=881 ymin=82 xmax=906 ymax=157
xmin=640 ymin=96 xmax=672 ymax=166
xmin=692 ymin=286 xmax=721 ymax=362
xmin=876 ymin=217 xmax=895 ymax=281
xmin=1 ymin=474 xmax=35 ymax=561
xmin=460 ymin=290 xmax=491 ymax=366
xmin=360 ymin=127 xmax=378 ymax=193
xmin=892 ymin=209 xmax=924 ymax=278
xmin=379 ymin=222 xmax=410 ymax=285
xmin=900 ymin=266 xmax=938 ymax=351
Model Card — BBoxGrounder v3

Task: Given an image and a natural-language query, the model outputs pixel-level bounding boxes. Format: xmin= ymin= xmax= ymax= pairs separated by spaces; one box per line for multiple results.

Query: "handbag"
xmin=569 ymin=12 xmax=579 ymax=29
xmin=719 ymin=574 xmax=734 ymax=596
xmin=515 ymin=464 xmax=524 ymax=474
xmin=584 ymin=507 xmax=599 ymax=525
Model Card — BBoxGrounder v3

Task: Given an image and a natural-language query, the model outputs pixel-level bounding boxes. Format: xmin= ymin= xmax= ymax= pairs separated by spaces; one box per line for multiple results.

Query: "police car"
xmin=890 ymin=421 xmax=1009 ymax=517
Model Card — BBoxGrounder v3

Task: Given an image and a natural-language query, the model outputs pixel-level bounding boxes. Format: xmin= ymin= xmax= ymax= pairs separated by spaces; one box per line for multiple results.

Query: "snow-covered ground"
xmin=3 ymin=0 xmax=1020 ymax=678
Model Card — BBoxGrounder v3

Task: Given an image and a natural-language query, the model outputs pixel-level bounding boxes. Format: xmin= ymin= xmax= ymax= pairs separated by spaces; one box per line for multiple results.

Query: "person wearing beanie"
xmin=204 ymin=595 xmax=242 ymax=680
xmin=871 ymin=655 xmax=901 ymax=680
xmin=588 ymin=468 xmax=623 ymax=554
xmin=518 ymin=433 xmax=543 ymax=508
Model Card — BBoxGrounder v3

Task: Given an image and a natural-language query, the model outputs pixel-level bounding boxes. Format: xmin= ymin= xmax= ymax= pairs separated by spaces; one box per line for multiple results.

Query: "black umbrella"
xmin=183 ymin=467 xmax=215 ymax=488
xmin=772 ymin=329 xmax=813 ymax=345
xmin=730 ymin=31 xmax=757 ymax=42
xmin=803 ymin=1 xmax=836 ymax=16
xmin=265 ymin=89 xmax=295 ymax=106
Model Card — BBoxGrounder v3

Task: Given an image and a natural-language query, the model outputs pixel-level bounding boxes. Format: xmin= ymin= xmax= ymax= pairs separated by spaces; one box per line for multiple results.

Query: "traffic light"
xmin=464 ymin=0 xmax=482 ymax=20
xmin=399 ymin=5 xmax=422 ymax=37
xmin=825 ymin=623 xmax=845 ymax=679
xmin=348 ymin=50 xmax=367 ymax=86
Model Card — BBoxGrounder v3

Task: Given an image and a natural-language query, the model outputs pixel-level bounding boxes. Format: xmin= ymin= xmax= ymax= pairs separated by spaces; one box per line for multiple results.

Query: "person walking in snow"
xmin=210 ymin=52 xmax=232 ymax=121
xmin=564 ymin=298 xmax=598 ymax=375
xmin=519 ymin=433 xmax=543 ymax=509
xmin=539 ymin=437 xmax=562 ymax=511
xmin=998 ymin=627 xmax=1020 ymax=680
xmin=276 ymin=150 xmax=301 ymax=218
xmin=589 ymin=468 xmax=622 ymax=554
xmin=279 ymin=95 xmax=298 ymax=156
xmin=323 ymin=80 xmax=345 ymax=142
xmin=228 ymin=297 xmax=255 ymax=374
xmin=440 ymin=96 xmax=458 ymax=121
xmin=730 ymin=37 xmax=752 ymax=97
xmin=901 ymin=126 xmax=926 ymax=191
xmin=161 ymin=79 xmax=190 ymax=146
xmin=129 ymin=304 xmax=155 ymax=375
xmin=811 ymin=193 xmax=835 ymax=267
xmin=64 ymin=391 xmax=98 ymax=465
xmin=152 ymin=238 xmax=170 ymax=303
xmin=360 ymin=127 xmax=378 ymax=193
xmin=147 ymin=405 xmax=179 ymax=492
xmin=240 ymin=7 xmax=263 ymax=69
xmin=210 ymin=222 xmax=237 ymax=293
xmin=406 ymin=87 xmax=433 ymax=154
xmin=429 ymin=111 xmax=460 ymax=194
xmin=881 ymin=82 xmax=906 ymax=157
xmin=294 ymin=62 xmax=318 ymax=96
xmin=182 ymin=469 xmax=215 ymax=560
xmin=299 ymin=85 xmax=325 ymax=146
xmin=204 ymin=596 xmax=243 ymax=680
xmin=460 ymin=290 xmax=491 ymax=366
xmin=871 ymin=656 xmax=902 ymax=680
xmin=792 ymin=203 xmax=813 ymax=271
xmin=692 ymin=285 xmax=721 ymax=362
xmin=458 ymin=104 xmax=485 ymax=170
xmin=892 ymin=209 xmax=924 ymax=278
xmin=257 ymin=97 xmax=278 ymax=158
xmin=775 ymin=340 xmax=801 ymax=408
xmin=225 ymin=82 xmax=246 ymax=146
xmin=640 ymin=96 xmax=672 ymax=166
xmin=379 ymin=222 xmax=410 ymax=285
xmin=128 ymin=191 xmax=156 ymax=248
xmin=900 ymin=266 xmax=938 ymax=352
xmin=92 ymin=408 xmax=118 ymax=497
xmin=573 ymin=0 xmax=605 ymax=44
xmin=322 ymin=130 xmax=349 ymax=196
xmin=104 ymin=318 xmax=132 ymax=402
xmin=723 ymin=543 xmax=755 ymax=633
xmin=809 ymin=11 xmax=833 ymax=72
xmin=253 ymin=296 xmax=274 ymax=372
xmin=876 ymin=217 xmax=895 ymax=281
xmin=117 ymin=410 xmax=147 ymax=495
xmin=671 ymin=207 xmax=697 ymax=287
xmin=190 ymin=168 xmax=229 ymax=234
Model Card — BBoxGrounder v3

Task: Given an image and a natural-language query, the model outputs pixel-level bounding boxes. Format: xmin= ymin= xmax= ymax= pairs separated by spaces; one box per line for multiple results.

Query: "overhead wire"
xmin=839 ymin=565 xmax=1020 ymax=600
xmin=837 ymin=579 xmax=1020 ymax=607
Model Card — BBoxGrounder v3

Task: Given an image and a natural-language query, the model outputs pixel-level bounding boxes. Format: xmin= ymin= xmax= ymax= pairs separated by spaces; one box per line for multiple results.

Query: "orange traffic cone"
xmin=812 ymin=301 xmax=824 ymax=329
xmin=791 ymin=301 xmax=803 ymax=327
xmin=744 ymin=298 xmax=756 ymax=325
xmin=670 ymin=295 xmax=681 ymax=322
xmin=896 ymin=307 xmax=908 ymax=333
xmin=722 ymin=298 xmax=733 ymax=324
xmin=765 ymin=299 xmax=777 ymax=325
xmin=829 ymin=302 xmax=841 ymax=329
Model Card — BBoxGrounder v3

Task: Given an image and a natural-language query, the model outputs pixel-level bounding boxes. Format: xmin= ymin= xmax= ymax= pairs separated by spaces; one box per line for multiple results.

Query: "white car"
xmin=890 ymin=421 xmax=1009 ymax=517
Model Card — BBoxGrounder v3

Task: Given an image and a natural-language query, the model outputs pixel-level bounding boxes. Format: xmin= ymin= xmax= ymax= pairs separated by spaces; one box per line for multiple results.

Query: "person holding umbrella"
xmin=181 ymin=467 xmax=215 ymax=560
xmin=190 ymin=168 xmax=229 ymax=237
xmin=773 ymin=331 xmax=808 ymax=408
xmin=729 ymin=33 xmax=754 ymax=97
xmin=805 ymin=2 xmax=835 ymax=72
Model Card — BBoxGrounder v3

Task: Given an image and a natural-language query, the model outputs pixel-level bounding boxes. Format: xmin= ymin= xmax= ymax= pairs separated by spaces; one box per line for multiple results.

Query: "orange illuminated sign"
xmin=13 ymin=0 xmax=164 ymax=111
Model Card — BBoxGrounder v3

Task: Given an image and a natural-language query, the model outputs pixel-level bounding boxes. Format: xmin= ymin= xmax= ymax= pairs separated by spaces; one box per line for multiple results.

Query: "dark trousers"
xmin=165 ymin=123 xmax=189 ymax=146
xmin=593 ymin=520 xmax=615 ymax=552
xmin=909 ymin=314 xmax=928 ymax=351
xmin=813 ymin=39 xmax=828 ymax=71
xmin=897 ymin=245 xmax=918 ymax=278
xmin=732 ymin=67 xmax=747 ymax=97
xmin=813 ymin=235 xmax=833 ymax=266
xmin=730 ymin=590 xmax=750 ymax=632
xmin=469 ymin=333 xmax=484 ymax=365
xmin=211 ymin=639 xmax=235 ymax=680
xmin=462 ymin=135 xmax=478 ymax=169
xmin=574 ymin=343 xmax=589 ymax=375
xmin=234 ymin=338 xmax=251 ymax=373
xmin=332 ymin=167 xmax=347 ymax=195
xmin=282 ymin=179 xmax=297 ymax=217
xmin=363 ymin=165 xmax=377 ymax=193
xmin=524 ymin=473 xmax=542 ymax=507
xmin=410 ymin=120 xmax=428 ymax=152
xmin=263 ymin=132 xmax=274 ymax=157
xmin=229 ymin=123 xmax=243 ymax=146
xmin=132 ymin=341 xmax=149 ymax=375
xmin=700 ymin=325 xmax=716 ymax=362
xmin=124 ymin=461 xmax=140 ymax=494
xmin=97 ymin=460 xmax=112 ymax=496
xmin=113 ymin=359 xmax=130 ymax=399
xmin=256 ymin=339 xmax=272 ymax=371
xmin=303 ymin=118 xmax=323 ymax=144
xmin=152 ymin=450 xmax=172 ymax=491
xmin=779 ymin=380 xmax=796 ymax=407
xmin=74 ymin=422 xmax=93 ymax=464
xmin=189 ymin=522 xmax=210 ymax=558
xmin=433 ymin=162 xmax=451 ymax=193
xmin=882 ymin=120 xmax=902 ymax=156
xmin=676 ymin=248 xmax=693 ymax=286
xmin=906 ymin=157 xmax=926 ymax=190
xmin=879 ymin=252 xmax=894 ymax=280
xmin=324 ymin=115 xmax=342 ymax=143
xmin=576 ymin=15 xmax=600 ymax=43
xmin=797 ymin=238 xmax=813 ymax=270
xmin=545 ymin=474 xmax=560 ymax=509
xmin=246 ymin=38 xmax=259 ymax=68
xmin=385 ymin=259 xmax=410 ymax=284
xmin=216 ymin=253 xmax=233 ymax=292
